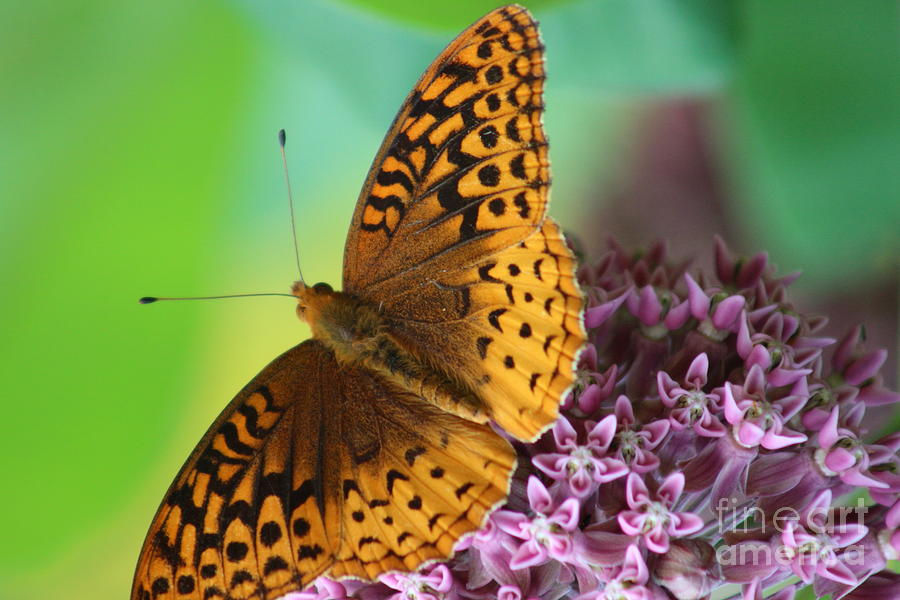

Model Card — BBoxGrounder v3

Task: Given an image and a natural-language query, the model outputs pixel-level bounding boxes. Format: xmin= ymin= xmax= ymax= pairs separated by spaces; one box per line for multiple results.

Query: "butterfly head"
xmin=291 ymin=280 xmax=336 ymax=323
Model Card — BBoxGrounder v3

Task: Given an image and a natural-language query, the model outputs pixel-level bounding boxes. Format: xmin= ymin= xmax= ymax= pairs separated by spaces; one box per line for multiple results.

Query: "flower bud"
xmin=653 ymin=539 xmax=718 ymax=600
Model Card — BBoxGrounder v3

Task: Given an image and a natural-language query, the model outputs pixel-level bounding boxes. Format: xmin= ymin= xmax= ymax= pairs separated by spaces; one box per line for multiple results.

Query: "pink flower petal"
xmin=736 ymin=421 xmax=766 ymax=447
xmin=551 ymin=498 xmax=581 ymax=531
xmin=761 ymin=427 xmax=808 ymax=450
xmin=645 ymin=526 xmax=671 ymax=553
xmin=840 ymin=468 xmax=888 ymax=489
xmin=737 ymin=313 xmax=753 ymax=358
xmin=818 ymin=406 xmax=842 ymax=448
xmin=744 ymin=364 xmax=767 ymax=395
xmin=587 ymin=414 xmax=618 ymax=450
xmin=510 ymin=541 xmax=549 ymax=570
xmin=634 ymin=285 xmax=663 ymax=326
xmin=497 ymin=585 xmax=522 ymax=600
xmin=578 ymin=383 xmax=603 ymax=414
xmin=643 ymin=420 xmax=670 ymax=447
xmin=621 ymin=544 xmax=649 ymax=585
xmin=845 ymin=349 xmax=887 ymax=385
xmin=657 ymin=370 xmax=680 ymax=404
xmin=816 ymin=559 xmax=858 ymax=586
xmin=712 ymin=295 xmax=746 ymax=330
xmin=664 ymin=298 xmax=692 ymax=329
xmin=584 ymin=293 xmax=628 ymax=328
xmin=434 ymin=565 xmax=454 ymax=591
xmin=723 ymin=383 xmax=745 ymax=423
xmin=685 ymin=353 xmax=709 ymax=388
xmin=532 ymin=453 xmax=570 ymax=479
xmin=658 ymin=472 xmax=685 ymax=506
xmin=569 ymin=469 xmax=595 ymax=498
xmin=669 ymin=511 xmax=704 ymax=536
xmin=824 ymin=447 xmax=857 ymax=472
xmin=552 ymin=416 xmax=578 ymax=451
xmin=493 ymin=511 xmax=530 ymax=539
xmin=614 ymin=394 xmax=636 ymax=422
xmin=684 ymin=273 xmax=710 ymax=320
xmin=768 ymin=367 xmax=812 ymax=387
xmin=746 ymin=344 xmax=771 ymax=372
xmin=625 ymin=473 xmax=651 ymax=508
xmin=618 ymin=511 xmax=645 ymax=536
xmin=695 ymin=413 xmax=727 ymax=437
xmin=526 ymin=476 xmax=553 ymax=513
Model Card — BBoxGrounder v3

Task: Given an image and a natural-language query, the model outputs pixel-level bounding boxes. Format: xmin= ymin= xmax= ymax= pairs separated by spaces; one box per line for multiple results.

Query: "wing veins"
xmin=361 ymin=223 xmax=536 ymax=295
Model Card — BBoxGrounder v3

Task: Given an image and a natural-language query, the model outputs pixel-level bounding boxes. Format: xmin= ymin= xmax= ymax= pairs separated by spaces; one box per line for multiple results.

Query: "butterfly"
xmin=132 ymin=5 xmax=584 ymax=599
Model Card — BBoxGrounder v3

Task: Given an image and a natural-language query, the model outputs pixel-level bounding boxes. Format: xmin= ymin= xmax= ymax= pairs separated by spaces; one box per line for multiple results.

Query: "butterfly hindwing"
xmin=327 ymin=355 xmax=515 ymax=580
xmin=132 ymin=341 xmax=516 ymax=600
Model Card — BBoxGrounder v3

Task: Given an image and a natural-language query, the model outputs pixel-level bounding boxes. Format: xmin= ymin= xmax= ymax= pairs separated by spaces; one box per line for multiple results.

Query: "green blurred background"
xmin=1 ymin=0 xmax=896 ymax=598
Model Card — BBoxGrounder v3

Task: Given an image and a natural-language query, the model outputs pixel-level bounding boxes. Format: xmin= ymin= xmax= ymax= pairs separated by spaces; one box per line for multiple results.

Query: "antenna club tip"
xmin=139 ymin=297 xmax=158 ymax=304
xmin=278 ymin=129 xmax=286 ymax=146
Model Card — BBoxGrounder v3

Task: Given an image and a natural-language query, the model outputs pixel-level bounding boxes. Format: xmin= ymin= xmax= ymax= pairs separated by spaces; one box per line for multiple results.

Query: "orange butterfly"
xmin=132 ymin=5 xmax=584 ymax=599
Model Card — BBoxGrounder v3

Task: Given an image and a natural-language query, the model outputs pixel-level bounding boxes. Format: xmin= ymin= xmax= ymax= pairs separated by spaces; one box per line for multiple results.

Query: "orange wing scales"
xmin=133 ymin=342 xmax=516 ymax=600
xmin=385 ymin=219 xmax=584 ymax=441
xmin=344 ymin=4 xmax=548 ymax=292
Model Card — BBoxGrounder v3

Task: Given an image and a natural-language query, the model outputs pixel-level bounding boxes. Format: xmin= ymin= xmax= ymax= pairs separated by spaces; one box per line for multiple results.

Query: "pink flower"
xmin=493 ymin=476 xmax=581 ymax=568
xmin=721 ymin=365 xmax=807 ymax=449
xmin=617 ymin=473 xmax=703 ymax=553
xmin=533 ymin=415 xmax=628 ymax=498
xmin=814 ymin=405 xmax=890 ymax=489
xmin=286 ymin=578 xmax=356 ymax=600
xmin=777 ymin=491 xmax=868 ymax=587
xmin=657 ymin=353 xmax=726 ymax=437
xmin=575 ymin=545 xmax=653 ymax=600
xmin=297 ymin=236 xmax=897 ymax=600
xmin=610 ymin=395 xmax=669 ymax=474
xmin=380 ymin=564 xmax=453 ymax=600
xmin=670 ymin=272 xmax=745 ymax=334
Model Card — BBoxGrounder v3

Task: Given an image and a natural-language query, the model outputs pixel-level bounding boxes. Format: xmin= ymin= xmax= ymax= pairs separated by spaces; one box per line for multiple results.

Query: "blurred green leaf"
xmin=0 ymin=0 xmax=256 ymax=576
xmin=335 ymin=0 xmax=571 ymax=30
xmin=725 ymin=0 xmax=900 ymax=289
xmin=544 ymin=0 xmax=737 ymax=94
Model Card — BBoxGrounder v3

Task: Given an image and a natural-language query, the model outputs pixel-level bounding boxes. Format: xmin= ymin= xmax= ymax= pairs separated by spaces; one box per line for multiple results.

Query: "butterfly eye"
xmin=313 ymin=282 xmax=333 ymax=295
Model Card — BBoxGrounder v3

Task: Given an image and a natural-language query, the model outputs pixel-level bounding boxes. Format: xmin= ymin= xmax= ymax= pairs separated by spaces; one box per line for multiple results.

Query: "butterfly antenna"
xmin=139 ymin=293 xmax=295 ymax=304
xmin=279 ymin=129 xmax=304 ymax=284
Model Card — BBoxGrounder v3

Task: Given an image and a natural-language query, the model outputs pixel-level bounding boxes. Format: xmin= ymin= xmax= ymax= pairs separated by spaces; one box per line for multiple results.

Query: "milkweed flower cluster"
xmin=294 ymin=237 xmax=899 ymax=600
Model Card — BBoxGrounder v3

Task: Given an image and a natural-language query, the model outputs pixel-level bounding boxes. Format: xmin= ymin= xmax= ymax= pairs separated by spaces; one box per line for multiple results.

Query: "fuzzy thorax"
xmin=291 ymin=280 xmax=488 ymax=423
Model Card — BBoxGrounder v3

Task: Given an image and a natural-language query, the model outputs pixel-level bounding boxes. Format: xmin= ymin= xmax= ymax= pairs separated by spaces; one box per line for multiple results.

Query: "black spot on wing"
xmin=386 ymin=470 xmax=410 ymax=495
xmin=404 ymin=446 xmax=426 ymax=466
xmin=455 ymin=482 xmax=474 ymax=499
xmin=479 ymin=262 xmax=502 ymax=282
xmin=476 ymin=336 xmax=492 ymax=359
xmin=488 ymin=308 xmax=507 ymax=332
xmin=513 ymin=191 xmax=530 ymax=218
xmin=263 ymin=556 xmax=289 ymax=576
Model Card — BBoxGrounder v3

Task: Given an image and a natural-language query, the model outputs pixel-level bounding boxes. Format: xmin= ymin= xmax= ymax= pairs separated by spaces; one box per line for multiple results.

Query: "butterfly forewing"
xmin=132 ymin=341 xmax=515 ymax=600
xmin=342 ymin=5 xmax=584 ymax=441
xmin=132 ymin=341 xmax=335 ymax=600
xmin=343 ymin=4 xmax=548 ymax=293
